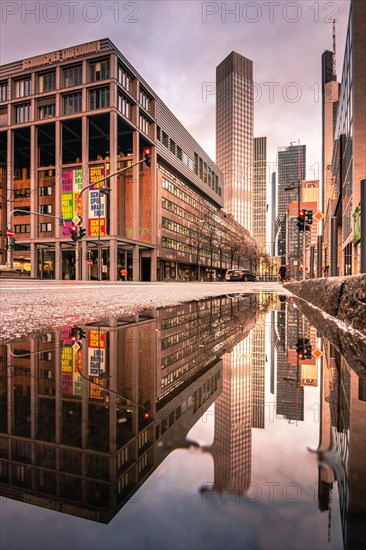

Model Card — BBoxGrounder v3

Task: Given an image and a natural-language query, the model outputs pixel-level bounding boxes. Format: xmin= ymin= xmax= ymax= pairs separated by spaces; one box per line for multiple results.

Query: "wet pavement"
xmin=0 ymin=291 xmax=364 ymax=550
xmin=0 ymin=280 xmax=288 ymax=343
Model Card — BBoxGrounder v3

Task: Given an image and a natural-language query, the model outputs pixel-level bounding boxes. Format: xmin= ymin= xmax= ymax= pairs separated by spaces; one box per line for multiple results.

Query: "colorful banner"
xmin=88 ymin=329 xmax=106 ymax=377
xmin=88 ymin=166 xmax=106 ymax=237
xmin=62 ymin=168 xmax=83 ymax=237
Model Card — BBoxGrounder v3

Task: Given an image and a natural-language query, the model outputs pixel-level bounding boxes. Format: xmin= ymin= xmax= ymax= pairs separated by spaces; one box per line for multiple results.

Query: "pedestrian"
xmin=120 ymin=268 xmax=127 ymax=281
xmin=324 ymin=265 xmax=329 ymax=278
xmin=279 ymin=265 xmax=286 ymax=284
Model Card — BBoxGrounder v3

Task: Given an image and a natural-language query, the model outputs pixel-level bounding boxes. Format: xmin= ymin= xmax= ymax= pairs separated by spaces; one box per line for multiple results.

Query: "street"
xmin=0 ymin=280 xmax=288 ymax=343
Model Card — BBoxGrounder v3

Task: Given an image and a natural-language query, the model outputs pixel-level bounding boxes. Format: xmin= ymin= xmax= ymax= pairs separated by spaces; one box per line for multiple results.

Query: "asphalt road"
xmin=0 ymin=280 xmax=289 ymax=343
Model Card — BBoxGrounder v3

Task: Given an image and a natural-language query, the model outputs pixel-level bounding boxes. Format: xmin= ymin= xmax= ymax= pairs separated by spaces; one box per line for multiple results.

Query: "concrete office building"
xmin=331 ymin=0 xmax=366 ymax=275
xmin=216 ymin=52 xmax=254 ymax=232
xmin=0 ymin=39 xmax=255 ymax=281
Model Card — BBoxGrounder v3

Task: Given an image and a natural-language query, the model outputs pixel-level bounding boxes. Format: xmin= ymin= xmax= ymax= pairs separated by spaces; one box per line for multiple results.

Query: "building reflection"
xmin=0 ymin=294 xmax=258 ymax=523
xmin=274 ymin=296 xmax=366 ymax=550
xmin=316 ymin=339 xmax=365 ymax=550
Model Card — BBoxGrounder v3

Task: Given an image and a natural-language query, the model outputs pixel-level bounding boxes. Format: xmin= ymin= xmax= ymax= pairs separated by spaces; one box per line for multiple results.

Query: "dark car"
xmin=240 ymin=270 xmax=256 ymax=282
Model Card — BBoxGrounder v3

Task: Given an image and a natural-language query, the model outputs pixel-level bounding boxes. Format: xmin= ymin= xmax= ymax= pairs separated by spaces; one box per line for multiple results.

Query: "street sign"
xmin=73 ymin=216 xmax=81 ymax=225
xmin=314 ymin=211 xmax=324 ymax=222
xmin=6 ymin=228 xmax=14 ymax=238
xmin=72 ymin=342 xmax=80 ymax=352
xmin=313 ymin=348 xmax=323 ymax=358
xmin=87 ymin=259 xmax=93 ymax=266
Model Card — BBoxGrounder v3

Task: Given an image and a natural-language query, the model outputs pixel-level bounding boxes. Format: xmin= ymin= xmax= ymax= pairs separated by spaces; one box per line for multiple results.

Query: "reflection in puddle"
xmin=0 ymin=292 xmax=364 ymax=549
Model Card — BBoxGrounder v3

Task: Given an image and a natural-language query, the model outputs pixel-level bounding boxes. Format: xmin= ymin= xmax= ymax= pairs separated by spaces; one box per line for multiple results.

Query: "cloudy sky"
xmin=1 ymin=0 xmax=350 ymax=178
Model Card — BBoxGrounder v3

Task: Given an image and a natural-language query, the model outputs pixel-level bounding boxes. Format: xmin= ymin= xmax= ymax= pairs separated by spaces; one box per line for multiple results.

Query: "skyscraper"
xmin=276 ymin=144 xmax=306 ymax=269
xmin=216 ymin=52 xmax=254 ymax=232
xmin=253 ymin=137 xmax=267 ymax=251
xmin=321 ymin=48 xmax=339 ymax=276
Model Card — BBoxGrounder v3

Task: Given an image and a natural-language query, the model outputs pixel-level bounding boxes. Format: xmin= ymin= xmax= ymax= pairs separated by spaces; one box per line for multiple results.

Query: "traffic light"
xmin=143 ymin=147 xmax=151 ymax=167
xmin=296 ymin=338 xmax=305 ymax=360
xmin=303 ymin=338 xmax=312 ymax=359
xmin=71 ymin=326 xmax=86 ymax=347
xmin=305 ymin=210 xmax=313 ymax=231
xmin=297 ymin=209 xmax=306 ymax=231
xmin=71 ymin=224 xmax=78 ymax=241
xmin=78 ymin=227 xmax=87 ymax=239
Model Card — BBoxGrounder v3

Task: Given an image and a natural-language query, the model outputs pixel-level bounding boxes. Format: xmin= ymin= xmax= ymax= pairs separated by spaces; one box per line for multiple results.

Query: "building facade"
xmin=216 ymin=51 xmax=254 ymax=233
xmin=253 ymin=137 xmax=267 ymax=252
xmin=331 ymin=0 xmax=366 ymax=275
xmin=0 ymin=39 xmax=256 ymax=281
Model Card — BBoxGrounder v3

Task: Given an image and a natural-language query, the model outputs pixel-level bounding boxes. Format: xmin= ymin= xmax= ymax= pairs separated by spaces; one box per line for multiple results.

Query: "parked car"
xmin=240 ymin=270 xmax=256 ymax=282
xmin=225 ymin=269 xmax=244 ymax=281
xmin=224 ymin=269 xmax=256 ymax=282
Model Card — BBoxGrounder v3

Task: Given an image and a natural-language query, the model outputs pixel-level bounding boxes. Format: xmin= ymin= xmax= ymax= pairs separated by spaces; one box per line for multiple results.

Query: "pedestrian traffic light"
xmin=297 ymin=209 xmax=306 ymax=231
xmin=78 ymin=227 xmax=87 ymax=239
xmin=71 ymin=225 xmax=78 ymax=241
xmin=296 ymin=338 xmax=305 ymax=360
xmin=305 ymin=210 xmax=313 ymax=231
xmin=143 ymin=147 xmax=151 ymax=167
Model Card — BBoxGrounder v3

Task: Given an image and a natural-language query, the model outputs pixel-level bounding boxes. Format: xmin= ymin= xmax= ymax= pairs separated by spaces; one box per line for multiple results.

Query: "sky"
xmin=0 ymin=0 xmax=350 ymax=181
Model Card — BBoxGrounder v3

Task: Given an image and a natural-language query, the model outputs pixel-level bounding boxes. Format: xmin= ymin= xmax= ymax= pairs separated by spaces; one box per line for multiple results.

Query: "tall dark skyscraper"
xmin=276 ymin=144 xmax=306 ymax=265
xmin=216 ymin=52 xmax=254 ymax=232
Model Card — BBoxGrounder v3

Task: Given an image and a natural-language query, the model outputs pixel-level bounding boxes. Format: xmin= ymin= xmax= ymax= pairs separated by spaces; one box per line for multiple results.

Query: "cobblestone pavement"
xmin=0 ymin=280 xmax=289 ymax=342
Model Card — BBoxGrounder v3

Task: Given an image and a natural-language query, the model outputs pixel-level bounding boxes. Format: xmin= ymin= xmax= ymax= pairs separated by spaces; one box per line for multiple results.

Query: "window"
xmin=40 ymin=186 xmax=52 ymax=196
xmin=118 ymin=65 xmax=131 ymax=92
xmin=63 ymin=93 xmax=82 ymax=114
xmin=38 ymin=102 xmax=55 ymax=120
xmin=14 ymin=224 xmax=30 ymax=233
xmin=90 ymin=59 xmax=110 ymax=82
xmin=14 ymin=188 xmax=30 ymax=198
xmin=117 ymin=93 xmax=131 ymax=119
xmin=40 ymin=204 xmax=52 ymax=214
xmin=0 ymin=107 xmax=7 ymax=127
xmin=139 ymin=89 xmax=150 ymax=112
xmin=139 ymin=114 xmax=150 ymax=135
xmin=89 ymin=87 xmax=109 ymax=110
xmin=40 ymin=223 xmax=52 ymax=232
xmin=38 ymin=72 xmax=56 ymax=93
xmin=63 ymin=65 xmax=82 ymax=87
xmin=0 ymin=82 xmax=7 ymax=102
xmin=14 ymin=206 xmax=30 ymax=215
xmin=14 ymin=78 xmax=31 ymax=98
xmin=15 ymin=103 xmax=31 ymax=123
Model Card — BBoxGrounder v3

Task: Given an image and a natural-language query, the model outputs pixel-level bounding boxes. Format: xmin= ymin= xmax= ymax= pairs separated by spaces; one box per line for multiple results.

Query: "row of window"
xmin=162 ymin=216 xmax=196 ymax=239
xmin=162 ymin=197 xmax=196 ymax=224
xmin=0 ymin=60 xmax=110 ymax=101
xmin=12 ymin=87 xmax=110 ymax=123
xmin=14 ymin=223 xmax=53 ymax=233
xmin=161 ymin=326 xmax=197 ymax=350
xmin=157 ymin=128 xmax=221 ymax=195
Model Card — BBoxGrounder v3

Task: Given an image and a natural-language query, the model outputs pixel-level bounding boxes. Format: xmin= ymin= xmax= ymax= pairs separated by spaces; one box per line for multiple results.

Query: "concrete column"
xmin=81 ymin=115 xmax=89 ymax=280
xmin=109 ymin=110 xmax=118 ymax=281
xmin=30 ymin=125 xmax=38 ymax=278
xmin=6 ymin=128 xmax=13 ymax=267
xmin=55 ymin=119 xmax=62 ymax=280
xmin=30 ymin=338 xmax=37 ymax=440
xmin=55 ymin=332 xmax=62 ymax=446
xmin=330 ymin=216 xmax=338 ymax=276
xmin=132 ymin=130 xmax=140 ymax=240
xmin=133 ymin=244 xmax=140 ymax=281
